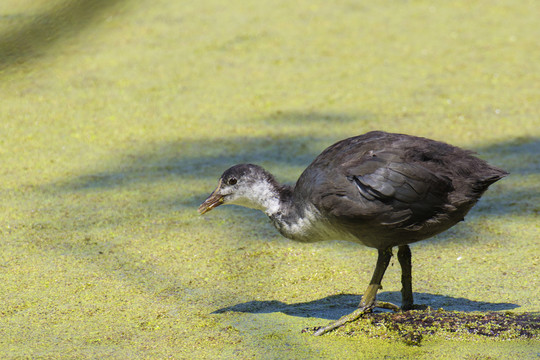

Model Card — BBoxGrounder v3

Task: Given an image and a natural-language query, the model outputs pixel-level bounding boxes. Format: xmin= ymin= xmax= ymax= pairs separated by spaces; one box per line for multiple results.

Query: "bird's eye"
xmin=228 ymin=178 xmax=237 ymax=186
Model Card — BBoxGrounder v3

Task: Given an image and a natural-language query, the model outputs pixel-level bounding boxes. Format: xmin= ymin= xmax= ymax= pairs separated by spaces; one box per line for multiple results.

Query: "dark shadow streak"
xmin=35 ymin=109 xmax=538 ymax=239
xmin=212 ymin=292 xmax=520 ymax=321
xmin=43 ymin=132 xmax=539 ymax=219
xmin=477 ymin=136 xmax=539 ymax=176
xmin=0 ymin=0 xmax=128 ymax=70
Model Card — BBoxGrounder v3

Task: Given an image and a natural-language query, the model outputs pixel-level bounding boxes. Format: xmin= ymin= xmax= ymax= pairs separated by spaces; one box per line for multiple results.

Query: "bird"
xmin=198 ymin=131 xmax=508 ymax=335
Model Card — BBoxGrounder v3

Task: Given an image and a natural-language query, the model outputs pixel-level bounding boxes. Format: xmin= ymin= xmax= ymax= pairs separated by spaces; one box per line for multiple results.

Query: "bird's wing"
xmin=312 ymin=151 xmax=454 ymax=229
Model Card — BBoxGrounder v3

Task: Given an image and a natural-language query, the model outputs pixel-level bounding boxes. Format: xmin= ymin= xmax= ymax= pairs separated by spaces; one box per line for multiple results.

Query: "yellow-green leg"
xmin=313 ymin=248 xmax=399 ymax=336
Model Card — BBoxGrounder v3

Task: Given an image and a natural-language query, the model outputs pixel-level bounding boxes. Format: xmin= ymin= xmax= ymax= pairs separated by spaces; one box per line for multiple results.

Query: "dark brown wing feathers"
xmin=296 ymin=131 xmax=507 ymax=238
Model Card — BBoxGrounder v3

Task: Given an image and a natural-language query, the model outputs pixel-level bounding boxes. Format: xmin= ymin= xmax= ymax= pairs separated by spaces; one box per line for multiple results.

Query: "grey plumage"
xmin=198 ymin=130 xmax=508 ymax=335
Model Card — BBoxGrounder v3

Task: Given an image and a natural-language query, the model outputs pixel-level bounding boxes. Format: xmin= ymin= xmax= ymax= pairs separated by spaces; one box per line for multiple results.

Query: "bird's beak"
xmin=198 ymin=180 xmax=224 ymax=215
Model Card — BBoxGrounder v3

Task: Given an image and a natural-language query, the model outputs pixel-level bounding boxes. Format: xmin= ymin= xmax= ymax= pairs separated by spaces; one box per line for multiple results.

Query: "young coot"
xmin=198 ymin=131 xmax=508 ymax=335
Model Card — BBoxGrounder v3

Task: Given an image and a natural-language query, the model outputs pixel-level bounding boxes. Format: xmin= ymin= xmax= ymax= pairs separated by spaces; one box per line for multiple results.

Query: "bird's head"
xmin=198 ymin=164 xmax=279 ymax=214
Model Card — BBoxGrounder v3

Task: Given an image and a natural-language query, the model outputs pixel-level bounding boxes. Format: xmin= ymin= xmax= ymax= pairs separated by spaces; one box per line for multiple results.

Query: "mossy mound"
xmin=311 ymin=309 xmax=539 ymax=345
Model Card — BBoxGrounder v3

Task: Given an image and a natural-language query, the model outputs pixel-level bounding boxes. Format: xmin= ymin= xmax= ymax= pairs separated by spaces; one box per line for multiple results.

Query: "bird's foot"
xmin=311 ymin=305 xmax=372 ymax=336
xmin=309 ymin=300 xmax=401 ymax=336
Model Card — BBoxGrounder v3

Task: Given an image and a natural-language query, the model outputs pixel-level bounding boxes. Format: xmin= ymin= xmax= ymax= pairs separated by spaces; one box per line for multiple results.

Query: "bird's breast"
xmin=269 ymin=204 xmax=361 ymax=244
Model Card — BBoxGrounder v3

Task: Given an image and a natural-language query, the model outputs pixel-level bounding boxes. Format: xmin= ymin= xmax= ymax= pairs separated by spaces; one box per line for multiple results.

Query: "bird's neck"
xmin=256 ymin=181 xmax=322 ymax=242
xmin=234 ymin=176 xmax=322 ymax=241
xmin=255 ymin=180 xmax=294 ymax=218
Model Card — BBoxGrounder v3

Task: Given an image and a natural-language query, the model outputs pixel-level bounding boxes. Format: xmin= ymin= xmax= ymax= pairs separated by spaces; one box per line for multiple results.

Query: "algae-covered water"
xmin=0 ymin=0 xmax=539 ymax=358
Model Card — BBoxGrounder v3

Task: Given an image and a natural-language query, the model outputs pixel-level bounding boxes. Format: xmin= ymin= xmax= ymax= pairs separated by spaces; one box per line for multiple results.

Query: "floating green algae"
xmin=0 ymin=0 xmax=539 ymax=358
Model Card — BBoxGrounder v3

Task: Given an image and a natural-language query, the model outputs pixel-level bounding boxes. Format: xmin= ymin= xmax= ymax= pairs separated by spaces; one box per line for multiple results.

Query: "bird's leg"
xmin=397 ymin=245 xmax=414 ymax=310
xmin=313 ymin=248 xmax=396 ymax=336
xmin=397 ymin=244 xmax=427 ymax=311
xmin=361 ymin=247 xmax=397 ymax=310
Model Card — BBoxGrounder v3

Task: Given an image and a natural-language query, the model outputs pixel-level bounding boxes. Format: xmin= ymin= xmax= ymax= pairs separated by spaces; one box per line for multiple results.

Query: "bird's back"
xmin=293 ymin=131 xmax=507 ymax=249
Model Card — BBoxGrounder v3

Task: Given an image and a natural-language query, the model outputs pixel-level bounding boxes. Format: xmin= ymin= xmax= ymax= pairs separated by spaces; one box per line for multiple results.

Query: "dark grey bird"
xmin=198 ymin=131 xmax=508 ymax=335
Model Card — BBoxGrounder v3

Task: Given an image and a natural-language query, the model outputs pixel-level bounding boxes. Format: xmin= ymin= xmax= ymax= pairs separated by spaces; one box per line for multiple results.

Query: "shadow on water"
xmin=0 ymin=0 xmax=129 ymax=70
xmin=43 ymin=126 xmax=539 ymax=220
xmin=47 ymin=111 xmax=365 ymax=192
xmin=477 ymin=135 xmax=540 ymax=176
xmin=47 ymin=134 xmax=321 ymax=191
xmin=212 ymin=292 xmax=520 ymax=321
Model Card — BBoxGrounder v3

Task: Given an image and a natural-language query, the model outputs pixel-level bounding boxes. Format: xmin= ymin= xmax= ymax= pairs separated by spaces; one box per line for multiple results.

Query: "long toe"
xmin=312 ymin=305 xmax=372 ymax=336
xmin=374 ymin=301 xmax=401 ymax=312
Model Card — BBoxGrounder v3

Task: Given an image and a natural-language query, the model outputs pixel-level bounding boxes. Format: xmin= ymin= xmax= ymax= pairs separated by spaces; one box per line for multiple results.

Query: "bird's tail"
xmin=473 ymin=166 xmax=508 ymax=193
